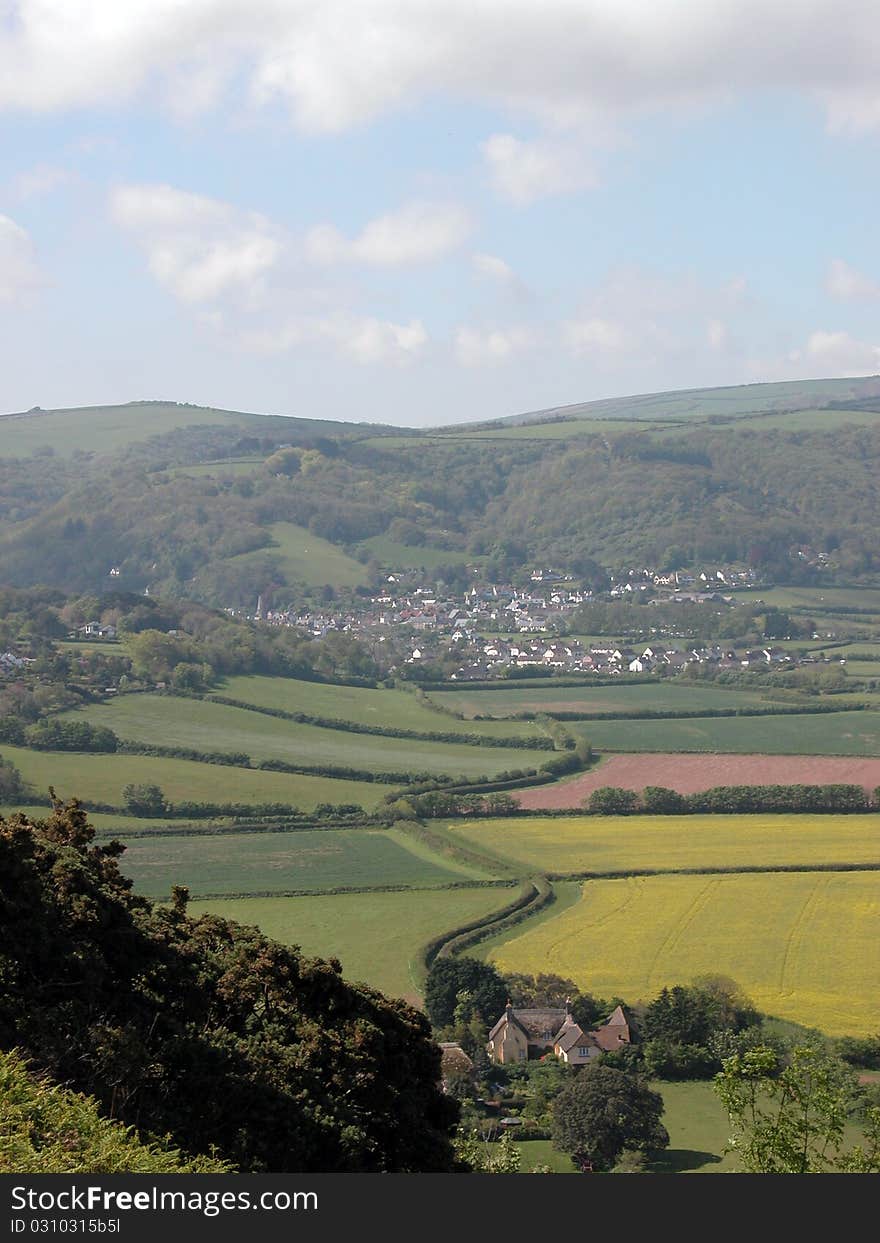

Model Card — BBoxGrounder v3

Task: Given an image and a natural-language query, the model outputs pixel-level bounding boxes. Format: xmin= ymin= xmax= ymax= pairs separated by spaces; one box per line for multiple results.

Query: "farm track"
xmin=643 ymin=877 xmax=721 ymax=991
xmin=777 ymin=874 xmax=828 ymax=995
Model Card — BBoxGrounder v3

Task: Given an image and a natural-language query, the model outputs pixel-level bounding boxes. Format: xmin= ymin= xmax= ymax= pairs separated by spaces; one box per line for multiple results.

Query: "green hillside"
xmin=3 ymin=374 xmax=880 ymax=602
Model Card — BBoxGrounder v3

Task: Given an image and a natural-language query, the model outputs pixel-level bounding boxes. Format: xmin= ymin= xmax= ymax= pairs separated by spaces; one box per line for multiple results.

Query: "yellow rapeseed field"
xmin=487 ymin=871 xmax=880 ymax=1036
xmin=448 ymin=814 xmax=880 ymax=875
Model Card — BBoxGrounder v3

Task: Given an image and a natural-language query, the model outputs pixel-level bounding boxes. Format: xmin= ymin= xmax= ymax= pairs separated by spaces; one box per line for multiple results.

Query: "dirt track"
xmin=516 ymin=753 xmax=880 ymax=809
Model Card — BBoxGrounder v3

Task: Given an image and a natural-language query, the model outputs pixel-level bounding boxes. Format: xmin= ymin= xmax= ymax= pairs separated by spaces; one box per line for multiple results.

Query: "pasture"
xmin=447 ymin=814 xmax=880 ymax=877
xmin=486 ymin=871 xmax=880 ymax=1035
xmin=60 ymin=695 xmax=550 ymax=778
xmin=427 ymin=681 xmax=789 ymax=719
xmin=0 ymin=743 xmax=386 ymax=811
xmin=213 ymin=674 xmax=542 ymax=739
xmin=516 ymin=752 xmax=880 ymax=808
xmin=225 ymin=521 xmax=367 ymax=588
xmin=753 ymin=585 xmax=880 ymax=613
xmin=190 ymin=886 xmax=512 ymax=1002
xmin=0 ymin=402 xmax=263 ymax=457
xmin=570 ymin=710 xmax=880 ymax=754
xmin=119 ymin=826 xmax=488 ymax=899
xmin=360 ymin=535 xmax=474 ymax=568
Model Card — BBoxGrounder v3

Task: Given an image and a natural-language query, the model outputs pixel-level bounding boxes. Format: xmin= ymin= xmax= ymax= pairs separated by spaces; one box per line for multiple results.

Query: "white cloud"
xmin=562 ymin=316 xmax=625 ymax=354
xmin=305 ymin=201 xmax=471 ymax=266
xmin=335 ymin=315 xmax=427 ymax=363
xmin=3 ymin=3 xmax=880 ymax=137
xmin=0 ymin=215 xmax=42 ymax=303
xmin=455 ymin=325 xmax=535 ymax=366
xmin=110 ymin=183 xmax=282 ymax=304
xmin=9 ymin=164 xmax=73 ymax=200
xmin=707 ymin=318 xmax=726 ymax=349
xmin=825 ymin=258 xmax=880 ymax=302
xmin=241 ymin=313 xmax=427 ymax=364
xmin=482 ymin=134 xmax=597 ymax=205
xmin=472 ymin=252 xmax=515 ymax=283
xmin=803 ymin=330 xmax=880 ymax=373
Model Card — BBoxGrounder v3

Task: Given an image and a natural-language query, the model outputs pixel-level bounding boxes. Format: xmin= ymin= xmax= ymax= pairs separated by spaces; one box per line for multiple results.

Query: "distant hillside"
xmin=2 ymin=376 xmax=880 ymax=602
xmin=0 ymin=400 xmax=392 ymax=459
xmin=456 ymin=374 xmax=880 ymax=430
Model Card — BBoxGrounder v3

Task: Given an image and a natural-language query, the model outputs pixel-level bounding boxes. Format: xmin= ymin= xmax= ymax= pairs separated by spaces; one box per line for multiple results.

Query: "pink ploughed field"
xmin=516 ymin=753 xmax=880 ymax=810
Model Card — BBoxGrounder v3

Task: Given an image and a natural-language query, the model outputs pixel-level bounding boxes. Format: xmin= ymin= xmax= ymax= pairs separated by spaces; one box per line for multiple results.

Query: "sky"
xmin=1 ymin=0 xmax=879 ymax=427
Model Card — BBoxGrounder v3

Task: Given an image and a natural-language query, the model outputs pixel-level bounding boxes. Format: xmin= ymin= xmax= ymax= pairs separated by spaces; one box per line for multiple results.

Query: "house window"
xmin=578 ymin=1048 xmax=590 ymax=1057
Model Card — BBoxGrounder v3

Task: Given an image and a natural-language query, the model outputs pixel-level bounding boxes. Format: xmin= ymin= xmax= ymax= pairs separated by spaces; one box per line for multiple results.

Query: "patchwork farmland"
xmin=7 ymin=647 xmax=880 ymax=1038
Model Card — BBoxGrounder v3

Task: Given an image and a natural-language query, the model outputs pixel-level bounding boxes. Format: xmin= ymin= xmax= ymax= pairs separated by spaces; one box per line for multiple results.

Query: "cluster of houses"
xmin=241 ymin=566 xmax=827 ymax=681
xmin=0 ymin=650 xmax=35 ymax=675
xmin=439 ymin=1002 xmax=632 ymax=1091
xmin=447 ymin=640 xmax=802 ymax=681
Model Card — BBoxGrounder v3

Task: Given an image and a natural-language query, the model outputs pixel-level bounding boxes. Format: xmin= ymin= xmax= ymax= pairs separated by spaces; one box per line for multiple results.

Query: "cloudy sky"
xmin=1 ymin=0 xmax=879 ymax=426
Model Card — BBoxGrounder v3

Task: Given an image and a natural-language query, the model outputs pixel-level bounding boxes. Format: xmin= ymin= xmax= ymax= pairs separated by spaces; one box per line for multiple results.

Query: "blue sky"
xmin=1 ymin=1 xmax=879 ymax=426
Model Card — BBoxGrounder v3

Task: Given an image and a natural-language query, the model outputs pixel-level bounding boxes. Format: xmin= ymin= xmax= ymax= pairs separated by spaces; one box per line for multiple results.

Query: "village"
xmin=248 ymin=561 xmax=833 ymax=681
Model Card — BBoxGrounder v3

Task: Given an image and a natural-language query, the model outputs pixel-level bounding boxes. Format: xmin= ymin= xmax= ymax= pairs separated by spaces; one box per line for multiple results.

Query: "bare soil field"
xmin=517 ymin=753 xmax=880 ymax=809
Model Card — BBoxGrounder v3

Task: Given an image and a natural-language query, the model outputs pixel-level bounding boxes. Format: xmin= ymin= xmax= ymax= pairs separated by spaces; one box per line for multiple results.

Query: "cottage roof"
xmin=488 ymin=1005 xmax=568 ymax=1043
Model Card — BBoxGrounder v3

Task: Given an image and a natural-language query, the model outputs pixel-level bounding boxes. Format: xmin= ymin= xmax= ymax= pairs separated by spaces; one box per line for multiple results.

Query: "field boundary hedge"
xmin=421 ymin=877 xmax=552 ymax=969
xmin=547 ymin=862 xmax=880 ymax=882
xmin=171 ymin=878 xmax=517 ymax=902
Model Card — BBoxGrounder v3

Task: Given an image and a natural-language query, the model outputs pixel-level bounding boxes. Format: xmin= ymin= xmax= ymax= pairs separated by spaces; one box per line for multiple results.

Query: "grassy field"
xmin=514 ymin=1078 xmax=871 ymax=1173
xmin=360 ymin=535 xmax=474 ymax=568
xmin=0 ymin=804 xmax=182 ymax=834
xmin=61 ymin=695 xmax=550 ymax=779
xmin=753 ymin=586 xmax=880 ymax=612
xmin=0 ymin=402 xmax=267 ymax=457
xmin=190 ymin=886 xmax=512 ymax=1002
xmin=214 ymin=674 xmax=543 ymax=739
xmin=446 ymin=814 xmax=880 ymax=877
xmin=119 ymin=826 xmax=490 ymax=899
xmin=0 ymin=743 xmax=387 ymax=811
xmin=225 ymin=521 xmax=368 ymax=588
xmin=570 ymin=710 xmax=880 ymax=754
xmin=486 ymin=871 xmax=880 ymax=1035
xmin=427 ymin=681 xmax=789 ymax=719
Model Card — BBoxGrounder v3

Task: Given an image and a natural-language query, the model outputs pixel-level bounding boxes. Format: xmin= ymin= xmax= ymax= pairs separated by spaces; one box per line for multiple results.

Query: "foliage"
xmin=715 ymin=1043 xmax=879 ymax=1173
xmin=122 ymin=782 xmax=167 ymax=817
xmin=551 ymin=1066 xmax=669 ymax=1171
xmin=453 ymin=1130 xmax=521 ymax=1173
xmin=0 ymin=804 xmax=460 ymax=1172
xmin=641 ymin=980 xmax=759 ymax=1079
xmin=424 ymin=957 xmax=509 ymax=1029
xmin=835 ymin=1034 xmax=880 ymax=1070
xmin=587 ymin=787 xmax=638 ymax=815
xmin=0 ymin=1049 xmax=230 ymax=1173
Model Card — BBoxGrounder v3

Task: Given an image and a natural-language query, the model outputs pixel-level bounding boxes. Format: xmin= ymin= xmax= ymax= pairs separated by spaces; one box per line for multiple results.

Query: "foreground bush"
xmin=0 ymin=1050 xmax=230 ymax=1173
xmin=0 ymin=804 xmax=459 ymax=1172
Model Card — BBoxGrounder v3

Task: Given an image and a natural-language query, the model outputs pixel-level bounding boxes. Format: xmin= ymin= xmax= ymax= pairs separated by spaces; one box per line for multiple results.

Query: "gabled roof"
xmin=488 ymin=1005 xmax=567 ymax=1043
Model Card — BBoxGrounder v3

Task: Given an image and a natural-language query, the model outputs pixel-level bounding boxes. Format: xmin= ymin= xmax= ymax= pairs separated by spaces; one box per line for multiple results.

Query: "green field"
xmin=169 ymin=457 xmax=265 ymax=478
xmin=360 ymin=535 xmax=474 ymax=568
xmin=487 ymin=871 xmax=880 ymax=1036
xmin=119 ymin=826 xmax=489 ymax=899
xmin=225 ymin=521 xmax=368 ymax=588
xmin=753 ymin=586 xmax=880 ymax=613
xmin=427 ymin=681 xmax=789 ymax=719
xmin=190 ymin=886 xmax=511 ymax=1002
xmin=570 ymin=710 xmax=880 ymax=754
xmin=517 ymin=1081 xmax=739 ymax=1173
xmin=214 ymin=674 xmax=542 ymax=738
xmin=447 ymin=814 xmax=880 ymax=877
xmin=0 ymin=402 xmax=266 ymax=457
xmin=62 ymin=694 xmax=549 ymax=779
xmin=0 ymin=743 xmax=386 ymax=811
